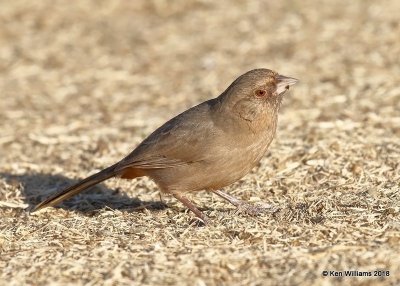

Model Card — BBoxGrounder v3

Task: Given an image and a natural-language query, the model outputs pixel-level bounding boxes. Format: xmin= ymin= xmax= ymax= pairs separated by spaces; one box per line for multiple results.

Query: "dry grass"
xmin=1 ymin=0 xmax=399 ymax=285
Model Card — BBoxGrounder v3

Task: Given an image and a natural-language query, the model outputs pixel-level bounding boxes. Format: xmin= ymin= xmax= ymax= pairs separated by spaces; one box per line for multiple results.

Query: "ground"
xmin=0 ymin=1 xmax=399 ymax=285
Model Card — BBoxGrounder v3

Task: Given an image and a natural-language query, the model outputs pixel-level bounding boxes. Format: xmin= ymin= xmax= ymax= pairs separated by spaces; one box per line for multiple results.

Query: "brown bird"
xmin=33 ymin=69 xmax=297 ymax=223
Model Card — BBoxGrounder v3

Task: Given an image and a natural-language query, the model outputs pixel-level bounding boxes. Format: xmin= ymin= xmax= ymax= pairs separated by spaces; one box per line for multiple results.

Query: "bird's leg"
xmin=172 ymin=193 xmax=209 ymax=224
xmin=159 ymin=192 xmax=165 ymax=204
xmin=212 ymin=190 xmax=277 ymax=216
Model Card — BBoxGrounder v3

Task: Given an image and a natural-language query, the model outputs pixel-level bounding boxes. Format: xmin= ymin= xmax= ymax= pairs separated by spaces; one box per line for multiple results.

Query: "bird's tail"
xmin=33 ymin=164 xmax=122 ymax=212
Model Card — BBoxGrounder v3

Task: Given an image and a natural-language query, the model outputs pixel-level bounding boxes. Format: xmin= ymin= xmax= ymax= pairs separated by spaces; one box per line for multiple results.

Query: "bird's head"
xmin=219 ymin=69 xmax=298 ymax=122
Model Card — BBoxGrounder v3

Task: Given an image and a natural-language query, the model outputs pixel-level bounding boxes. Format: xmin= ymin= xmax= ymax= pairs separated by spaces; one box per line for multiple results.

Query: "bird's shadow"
xmin=0 ymin=172 xmax=168 ymax=214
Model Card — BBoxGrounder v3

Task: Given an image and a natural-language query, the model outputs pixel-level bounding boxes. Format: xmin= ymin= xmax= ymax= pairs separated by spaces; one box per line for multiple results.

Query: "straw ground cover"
xmin=1 ymin=1 xmax=399 ymax=285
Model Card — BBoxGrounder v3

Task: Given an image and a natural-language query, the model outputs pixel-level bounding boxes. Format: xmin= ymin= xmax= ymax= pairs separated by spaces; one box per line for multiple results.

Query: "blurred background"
xmin=0 ymin=0 xmax=399 ymax=163
xmin=1 ymin=0 xmax=399 ymax=285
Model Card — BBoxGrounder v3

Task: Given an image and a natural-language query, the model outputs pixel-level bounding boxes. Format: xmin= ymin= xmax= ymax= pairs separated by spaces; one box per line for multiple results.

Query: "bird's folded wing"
xmin=118 ymin=156 xmax=192 ymax=169
xmin=116 ymin=100 xmax=219 ymax=171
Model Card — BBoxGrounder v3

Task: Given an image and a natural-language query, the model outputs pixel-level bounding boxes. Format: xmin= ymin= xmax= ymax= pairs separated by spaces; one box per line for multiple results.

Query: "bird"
xmin=33 ymin=69 xmax=298 ymax=224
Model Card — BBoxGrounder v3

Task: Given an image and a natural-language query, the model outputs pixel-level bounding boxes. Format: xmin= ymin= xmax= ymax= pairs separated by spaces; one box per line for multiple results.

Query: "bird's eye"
xmin=255 ymin=89 xmax=267 ymax=97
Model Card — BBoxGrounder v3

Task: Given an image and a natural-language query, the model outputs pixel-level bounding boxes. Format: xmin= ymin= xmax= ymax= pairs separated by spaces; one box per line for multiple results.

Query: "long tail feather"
xmin=33 ymin=164 xmax=121 ymax=212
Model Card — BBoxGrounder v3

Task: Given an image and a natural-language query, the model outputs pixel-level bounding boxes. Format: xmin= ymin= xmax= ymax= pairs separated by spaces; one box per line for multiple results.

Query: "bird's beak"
xmin=276 ymin=75 xmax=298 ymax=94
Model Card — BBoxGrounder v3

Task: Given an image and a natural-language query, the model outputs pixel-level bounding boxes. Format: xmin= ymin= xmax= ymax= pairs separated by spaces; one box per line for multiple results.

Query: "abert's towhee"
xmin=34 ymin=69 xmax=298 ymax=224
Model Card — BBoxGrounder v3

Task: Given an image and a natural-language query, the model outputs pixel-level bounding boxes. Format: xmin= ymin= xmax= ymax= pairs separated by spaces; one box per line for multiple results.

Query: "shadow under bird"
xmin=33 ymin=69 xmax=298 ymax=224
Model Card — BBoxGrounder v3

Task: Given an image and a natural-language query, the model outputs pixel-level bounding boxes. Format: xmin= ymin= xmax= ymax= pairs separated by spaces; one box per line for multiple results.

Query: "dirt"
xmin=1 ymin=1 xmax=399 ymax=285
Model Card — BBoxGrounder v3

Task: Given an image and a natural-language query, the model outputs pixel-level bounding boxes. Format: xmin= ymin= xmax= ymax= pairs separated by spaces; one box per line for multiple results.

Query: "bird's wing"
xmin=116 ymin=99 xmax=220 ymax=170
xmin=121 ymin=156 xmax=189 ymax=169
